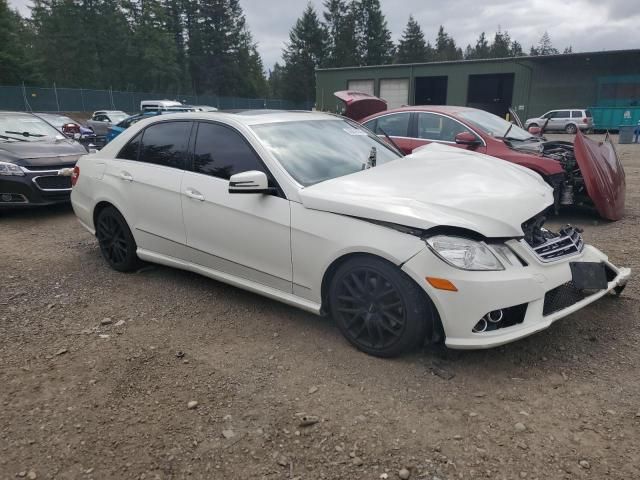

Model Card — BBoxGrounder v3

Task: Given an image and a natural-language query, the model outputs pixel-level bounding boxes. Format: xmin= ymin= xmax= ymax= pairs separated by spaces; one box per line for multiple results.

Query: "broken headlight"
xmin=426 ymin=235 xmax=504 ymax=271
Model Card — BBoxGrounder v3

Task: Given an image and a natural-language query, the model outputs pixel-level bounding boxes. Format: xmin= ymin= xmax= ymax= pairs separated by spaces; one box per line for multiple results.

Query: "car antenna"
xmin=378 ymin=127 xmax=405 ymax=156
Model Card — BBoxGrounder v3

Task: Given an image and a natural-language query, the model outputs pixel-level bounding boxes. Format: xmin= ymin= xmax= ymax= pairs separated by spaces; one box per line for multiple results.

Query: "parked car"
xmin=34 ymin=113 xmax=101 ymax=150
xmin=105 ymin=111 xmax=176 ymax=143
xmin=338 ymin=92 xmax=625 ymax=221
xmin=525 ymin=109 xmax=593 ymax=134
xmin=86 ymin=110 xmax=129 ymax=136
xmin=70 ymin=111 xmax=629 ymax=357
xmin=0 ymin=111 xmax=87 ymax=207
xmin=190 ymin=105 xmax=218 ymax=112
xmin=140 ymin=100 xmax=183 ymax=112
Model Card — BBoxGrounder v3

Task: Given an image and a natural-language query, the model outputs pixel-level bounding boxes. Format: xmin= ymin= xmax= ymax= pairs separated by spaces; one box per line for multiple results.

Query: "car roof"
xmin=376 ymin=105 xmax=479 ymax=115
xmin=127 ymin=110 xmax=335 ymax=126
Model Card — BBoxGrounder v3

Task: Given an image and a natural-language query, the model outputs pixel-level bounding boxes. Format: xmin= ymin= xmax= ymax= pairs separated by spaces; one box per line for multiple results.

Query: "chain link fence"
xmin=0 ymin=85 xmax=313 ymax=113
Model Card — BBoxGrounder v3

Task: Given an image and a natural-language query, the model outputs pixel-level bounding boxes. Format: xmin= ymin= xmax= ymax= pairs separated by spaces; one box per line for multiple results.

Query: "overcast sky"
xmin=10 ymin=0 xmax=640 ymax=71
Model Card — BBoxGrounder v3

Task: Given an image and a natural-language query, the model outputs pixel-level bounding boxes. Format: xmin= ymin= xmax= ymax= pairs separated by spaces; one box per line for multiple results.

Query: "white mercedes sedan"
xmin=70 ymin=111 xmax=630 ymax=357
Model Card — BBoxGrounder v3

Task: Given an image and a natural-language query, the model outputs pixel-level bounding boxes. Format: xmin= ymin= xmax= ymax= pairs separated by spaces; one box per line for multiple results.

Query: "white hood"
xmin=299 ymin=143 xmax=554 ymax=238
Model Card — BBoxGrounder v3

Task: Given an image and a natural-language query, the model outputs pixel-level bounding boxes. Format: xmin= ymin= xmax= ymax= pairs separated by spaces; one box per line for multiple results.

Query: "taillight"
xmin=71 ymin=166 xmax=80 ymax=186
xmin=583 ymin=117 xmax=588 ymax=124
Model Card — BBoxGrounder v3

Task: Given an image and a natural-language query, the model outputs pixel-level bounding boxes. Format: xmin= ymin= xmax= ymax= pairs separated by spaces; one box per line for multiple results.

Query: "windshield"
xmin=251 ymin=119 xmax=401 ymax=186
xmin=38 ymin=114 xmax=74 ymax=129
xmin=458 ymin=109 xmax=533 ymax=141
xmin=109 ymin=113 xmax=128 ymax=123
xmin=0 ymin=113 xmax=64 ymax=142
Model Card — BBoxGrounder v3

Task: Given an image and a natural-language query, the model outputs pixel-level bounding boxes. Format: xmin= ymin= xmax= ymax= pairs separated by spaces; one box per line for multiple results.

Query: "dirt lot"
xmin=1 ymin=134 xmax=639 ymax=480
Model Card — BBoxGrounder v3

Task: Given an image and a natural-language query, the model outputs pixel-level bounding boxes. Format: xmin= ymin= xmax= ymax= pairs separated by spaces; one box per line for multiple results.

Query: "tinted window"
xmin=138 ymin=121 xmax=191 ymax=169
xmin=374 ymin=113 xmax=410 ymax=137
xmin=585 ymin=110 xmax=592 ymax=118
xmin=194 ymin=122 xmax=265 ymax=180
xmin=362 ymin=119 xmax=377 ymax=132
xmin=571 ymin=110 xmax=583 ymax=118
xmin=117 ymin=132 xmax=142 ymax=160
xmin=555 ymin=111 xmax=570 ymax=118
xmin=417 ymin=112 xmax=469 ymax=142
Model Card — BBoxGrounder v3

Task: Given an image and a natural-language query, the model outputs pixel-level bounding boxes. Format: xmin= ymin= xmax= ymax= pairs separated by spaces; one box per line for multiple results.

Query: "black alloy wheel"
xmin=329 ymin=256 xmax=432 ymax=357
xmin=95 ymin=206 xmax=140 ymax=272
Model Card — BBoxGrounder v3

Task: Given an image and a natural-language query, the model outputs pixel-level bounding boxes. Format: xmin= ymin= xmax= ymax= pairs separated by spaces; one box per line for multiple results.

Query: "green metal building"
xmin=315 ymin=49 xmax=640 ymax=123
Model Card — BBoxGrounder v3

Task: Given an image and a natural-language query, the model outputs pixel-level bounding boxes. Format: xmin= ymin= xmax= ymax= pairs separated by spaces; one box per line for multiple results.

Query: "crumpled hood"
xmin=299 ymin=143 xmax=554 ymax=238
xmin=0 ymin=139 xmax=86 ymax=166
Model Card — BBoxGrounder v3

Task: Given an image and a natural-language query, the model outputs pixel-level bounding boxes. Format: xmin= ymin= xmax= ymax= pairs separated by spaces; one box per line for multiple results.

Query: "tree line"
xmin=0 ymin=0 xmax=572 ymax=104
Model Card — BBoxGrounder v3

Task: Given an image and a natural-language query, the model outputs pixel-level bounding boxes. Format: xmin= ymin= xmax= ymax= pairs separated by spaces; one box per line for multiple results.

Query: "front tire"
xmin=328 ymin=256 xmax=431 ymax=357
xmin=95 ymin=206 xmax=141 ymax=272
xmin=565 ymin=123 xmax=577 ymax=134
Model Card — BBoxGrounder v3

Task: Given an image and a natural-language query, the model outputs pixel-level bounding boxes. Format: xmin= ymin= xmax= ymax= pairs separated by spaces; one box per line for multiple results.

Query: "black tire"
xmin=328 ymin=256 xmax=432 ymax=357
xmin=565 ymin=123 xmax=577 ymax=134
xmin=95 ymin=206 xmax=141 ymax=272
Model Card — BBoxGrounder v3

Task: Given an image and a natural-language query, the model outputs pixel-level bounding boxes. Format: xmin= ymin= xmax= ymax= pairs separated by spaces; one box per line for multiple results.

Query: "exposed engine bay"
xmin=513 ymin=139 xmax=590 ymax=213
xmin=521 ymin=213 xmax=584 ymax=262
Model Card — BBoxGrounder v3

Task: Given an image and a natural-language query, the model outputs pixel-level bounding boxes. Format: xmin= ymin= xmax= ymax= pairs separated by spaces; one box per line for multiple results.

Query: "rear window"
xmin=585 ymin=110 xmax=592 ymax=118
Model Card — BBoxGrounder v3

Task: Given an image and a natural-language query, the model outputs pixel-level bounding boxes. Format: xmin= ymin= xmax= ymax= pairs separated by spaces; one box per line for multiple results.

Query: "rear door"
xmin=362 ymin=112 xmax=414 ymax=154
xmin=181 ymin=121 xmax=292 ymax=292
xmin=414 ymin=112 xmax=486 ymax=153
xmin=105 ymin=120 xmax=192 ymax=257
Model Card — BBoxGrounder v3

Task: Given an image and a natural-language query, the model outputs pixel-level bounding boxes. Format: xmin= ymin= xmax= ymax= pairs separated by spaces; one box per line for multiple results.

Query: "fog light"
xmin=472 ymin=318 xmax=488 ymax=333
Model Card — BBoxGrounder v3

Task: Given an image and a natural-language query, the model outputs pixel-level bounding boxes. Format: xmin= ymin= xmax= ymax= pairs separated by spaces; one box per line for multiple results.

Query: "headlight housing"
xmin=426 ymin=235 xmax=504 ymax=271
xmin=0 ymin=161 xmax=25 ymax=176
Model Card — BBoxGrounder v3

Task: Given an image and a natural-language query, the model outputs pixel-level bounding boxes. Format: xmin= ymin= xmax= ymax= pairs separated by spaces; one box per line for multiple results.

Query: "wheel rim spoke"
xmin=97 ymin=214 xmax=128 ymax=265
xmin=336 ymin=267 xmax=406 ymax=350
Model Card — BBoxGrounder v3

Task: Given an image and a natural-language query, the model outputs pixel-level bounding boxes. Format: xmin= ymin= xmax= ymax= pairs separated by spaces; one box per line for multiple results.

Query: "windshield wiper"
xmin=5 ymin=130 xmax=46 ymax=138
xmin=502 ymin=123 xmax=513 ymax=139
xmin=0 ymin=133 xmax=27 ymax=142
xmin=378 ymin=127 xmax=405 ymax=157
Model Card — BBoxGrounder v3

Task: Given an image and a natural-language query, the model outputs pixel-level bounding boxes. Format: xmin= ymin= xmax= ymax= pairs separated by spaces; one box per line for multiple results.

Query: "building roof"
xmin=316 ymin=48 xmax=640 ymax=72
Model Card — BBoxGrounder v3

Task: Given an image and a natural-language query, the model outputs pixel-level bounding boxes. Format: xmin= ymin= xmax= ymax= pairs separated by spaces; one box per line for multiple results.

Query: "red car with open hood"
xmin=334 ymin=90 xmax=625 ymax=221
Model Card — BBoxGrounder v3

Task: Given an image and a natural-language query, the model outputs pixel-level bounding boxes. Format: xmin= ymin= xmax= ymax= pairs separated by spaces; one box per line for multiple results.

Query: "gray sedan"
xmin=86 ymin=110 xmax=129 ymax=136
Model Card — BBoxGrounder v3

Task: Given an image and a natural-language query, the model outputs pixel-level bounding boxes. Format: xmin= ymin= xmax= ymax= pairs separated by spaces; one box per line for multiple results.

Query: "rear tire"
xmin=328 ymin=256 xmax=431 ymax=357
xmin=95 ymin=206 xmax=141 ymax=272
xmin=565 ymin=123 xmax=577 ymax=134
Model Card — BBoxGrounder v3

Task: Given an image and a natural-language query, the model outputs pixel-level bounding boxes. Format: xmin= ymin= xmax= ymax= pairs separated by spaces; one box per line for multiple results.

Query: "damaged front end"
xmin=516 ymin=132 xmax=626 ymax=221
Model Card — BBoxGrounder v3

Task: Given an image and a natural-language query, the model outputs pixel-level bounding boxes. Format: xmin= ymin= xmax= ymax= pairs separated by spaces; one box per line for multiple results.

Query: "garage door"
xmin=347 ymin=79 xmax=375 ymax=96
xmin=380 ymin=78 xmax=409 ymax=109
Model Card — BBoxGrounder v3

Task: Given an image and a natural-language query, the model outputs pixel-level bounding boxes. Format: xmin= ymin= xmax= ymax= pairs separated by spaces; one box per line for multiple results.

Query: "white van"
xmin=140 ymin=100 xmax=184 ymax=112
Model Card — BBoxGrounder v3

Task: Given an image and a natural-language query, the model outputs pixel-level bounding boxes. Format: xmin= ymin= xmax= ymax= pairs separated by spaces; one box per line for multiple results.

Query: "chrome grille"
xmin=525 ymin=226 xmax=584 ymax=263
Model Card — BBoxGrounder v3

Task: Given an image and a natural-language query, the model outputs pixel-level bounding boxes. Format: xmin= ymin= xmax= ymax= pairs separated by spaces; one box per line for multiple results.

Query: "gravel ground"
xmin=1 ymin=134 xmax=639 ymax=480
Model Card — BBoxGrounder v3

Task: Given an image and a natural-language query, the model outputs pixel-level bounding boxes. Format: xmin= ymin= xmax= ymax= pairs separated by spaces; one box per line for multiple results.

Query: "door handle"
xmin=185 ymin=188 xmax=204 ymax=201
xmin=119 ymin=171 xmax=133 ymax=182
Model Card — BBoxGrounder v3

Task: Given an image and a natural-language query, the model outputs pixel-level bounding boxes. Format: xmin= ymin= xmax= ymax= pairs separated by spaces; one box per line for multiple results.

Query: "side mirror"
xmin=455 ymin=131 xmax=481 ymax=146
xmin=229 ymin=170 xmax=272 ymax=194
xmin=528 ymin=126 xmax=542 ymax=135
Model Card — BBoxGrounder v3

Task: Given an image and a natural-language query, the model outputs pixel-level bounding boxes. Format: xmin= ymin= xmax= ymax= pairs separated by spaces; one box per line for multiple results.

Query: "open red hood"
xmin=573 ymin=131 xmax=625 ymax=221
xmin=334 ymin=90 xmax=387 ymax=121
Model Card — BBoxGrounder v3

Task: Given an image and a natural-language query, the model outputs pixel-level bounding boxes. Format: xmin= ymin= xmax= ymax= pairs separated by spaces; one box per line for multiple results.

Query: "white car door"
xmin=104 ymin=120 xmax=192 ymax=257
xmin=181 ymin=121 xmax=292 ymax=292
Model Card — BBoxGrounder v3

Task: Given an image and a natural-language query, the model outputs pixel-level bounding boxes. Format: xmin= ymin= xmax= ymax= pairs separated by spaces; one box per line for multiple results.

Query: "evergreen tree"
xmin=510 ymin=40 xmax=525 ymax=56
xmin=323 ymin=0 xmax=358 ymax=67
xmin=530 ymin=31 xmax=559 ymax=56
xmin=281 ymin=4 xmax=327 ymax=102
xmin=353 ymin=0 xmax=394 ymax=65
xmin=434 ymin=25 xmax=462 ymax=61
xmin=0 ymin=0 xmax=40 ymax=84
xmin=268 ymin=62 xmax=285 ymax=98
xmin=396 ymin=15 xmax=432 ymax=63
xmin=489 ymin=29 xmax=512 ymax=58
xmin=465 ymin=32 xmax=489 ymax=59
xmin=563 ymin=46 xmax=573 ymax=54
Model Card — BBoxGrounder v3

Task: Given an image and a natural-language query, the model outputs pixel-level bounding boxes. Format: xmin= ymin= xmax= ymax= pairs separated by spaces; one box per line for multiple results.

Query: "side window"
xmin=94 ymin=114 xmax=106 ymax=122
xmin=417 ymin=112 xmax=469 ymax=142
xmin=544 ymin=112 xmax=556 ymax=119
xmin=117 ymin=131 xmax=142 ymax=160
xmin=374 ymin=113 xmax=410 ymax=137
xmin=193 ymin=122 xmax=265 ymax=180
xmin=556 ymin=111 xmax=570 ymax=118
xmin=362 ymin=119 xmax=377 ymax=132
xmin=571 ymin=110 xmax=582 ymax=118
xmin=138 ymin=121 xmax=191 ymax=169
xmin=104 ymin=116 xmax=112 ymax=123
